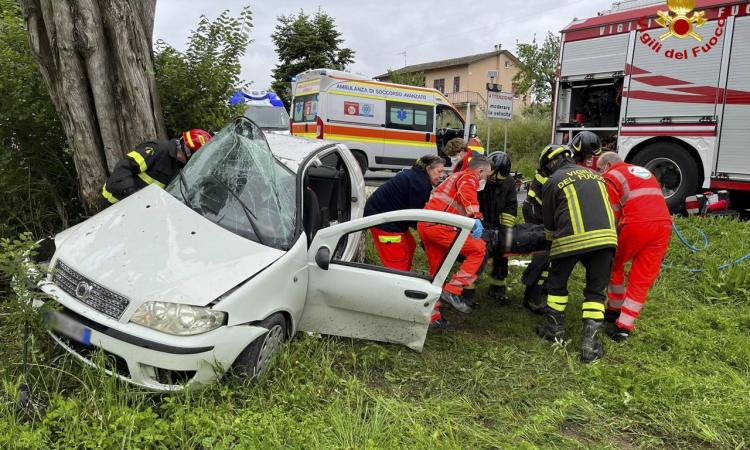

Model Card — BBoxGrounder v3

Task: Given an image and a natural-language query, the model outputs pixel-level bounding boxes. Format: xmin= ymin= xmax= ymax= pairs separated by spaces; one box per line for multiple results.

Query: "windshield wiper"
xmin=208 ymin=173 xmax=267 ymax=246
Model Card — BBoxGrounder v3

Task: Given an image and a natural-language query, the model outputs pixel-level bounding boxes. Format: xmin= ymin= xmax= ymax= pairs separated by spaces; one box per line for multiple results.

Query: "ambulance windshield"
xmin=166 ymin=117 xmax=297 ymax=250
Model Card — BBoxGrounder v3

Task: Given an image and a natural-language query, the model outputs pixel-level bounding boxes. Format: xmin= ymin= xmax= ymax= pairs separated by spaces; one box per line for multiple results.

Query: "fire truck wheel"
xmin=631 ymin=141 xmax=700 ymax=213
xmin=352 ymin=151 xmax=368 ymax=175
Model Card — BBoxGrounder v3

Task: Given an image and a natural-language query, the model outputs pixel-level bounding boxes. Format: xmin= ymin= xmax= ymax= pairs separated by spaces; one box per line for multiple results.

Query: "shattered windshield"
xmin=166 ymin=118 xmax=297 ymax=250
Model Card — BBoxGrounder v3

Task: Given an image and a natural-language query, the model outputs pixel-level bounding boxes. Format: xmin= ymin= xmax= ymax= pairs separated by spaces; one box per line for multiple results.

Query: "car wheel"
xmin=631 ymin=141 xmax=700 ymax=213
xmin=353 ymin=151 xmax=368 ymax=175
xmin=231 ymin=313 xmax=287 ymax=379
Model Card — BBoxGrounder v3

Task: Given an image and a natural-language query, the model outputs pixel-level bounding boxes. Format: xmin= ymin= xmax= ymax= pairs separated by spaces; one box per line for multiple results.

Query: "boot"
xmin=536 ymin=309 xmax=566 ymax=341
xmin=489 ymin=284 xmax=510 ymax=306
xmin=462 ymin=288 xmax=478 ymax=308
xmin=440 ymin=290 xmax=472 ymax=314
xmin=429 ymin=317 xmax=453 ymax=332
xmin=522 ymin=285 xmax=546 ymax=314
xmin=604 ymin=322 xmax=631 ymax=342
xmin=581 ymin=319 xmax=605 ymax=363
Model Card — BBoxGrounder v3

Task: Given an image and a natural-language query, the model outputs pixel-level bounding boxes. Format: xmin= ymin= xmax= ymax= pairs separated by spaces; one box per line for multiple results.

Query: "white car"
xmin=37 ymin=118 xmax=473 ymax=391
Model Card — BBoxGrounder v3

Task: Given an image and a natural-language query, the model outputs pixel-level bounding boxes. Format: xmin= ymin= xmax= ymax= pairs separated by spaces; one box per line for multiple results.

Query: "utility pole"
xmin=397 ymin=51 xmax=407 ymax=67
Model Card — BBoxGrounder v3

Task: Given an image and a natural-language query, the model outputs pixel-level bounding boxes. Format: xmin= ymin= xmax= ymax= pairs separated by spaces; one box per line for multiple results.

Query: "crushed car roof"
xmin=264 ymin=133 xmax=339 ymax=173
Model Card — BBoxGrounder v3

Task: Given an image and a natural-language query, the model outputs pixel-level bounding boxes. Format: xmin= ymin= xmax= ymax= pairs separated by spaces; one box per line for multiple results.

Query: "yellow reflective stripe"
xmin=582 ymin=301 xmax=605 ymax=312
xmin=501 ymin=213 xmax=516 ymax=227
xmin=554 ymin=229 xmax=618 ymax=246
xmin=547 ymin=145 xmax=568 ymax=159
xmin=490 ymin=278 xmax=506 ymax=286
xmin=583 ymin=310 xmax=605 ymax=320
xmin=551 ymin=236 xmax=618 ymax=256
xmin=467 ymin=145 xmax=485 ymax=154
xmin=598 ymin=181 xmax=616 ymax=231
xmin=137 ymin=172 xmax=166 ymax=189
xmin=544 ymin=229 xmax=554 ymax=240
xmin=547 ymin=294 xmax=568 ymax=312
xmin=535 ymin=173 xmax=548 ymax=184
xmin=378 ymin=235 xmax=402 ymax=243
xmin=102 ymin=184 xmax=119 ymax=204
xmin=563 ymin=185 xmax=585 ymax=235
xmin=127 ymin=151 xmax=148 ymax=173
xmin=185 ymin=132 xmax=195 ymax=149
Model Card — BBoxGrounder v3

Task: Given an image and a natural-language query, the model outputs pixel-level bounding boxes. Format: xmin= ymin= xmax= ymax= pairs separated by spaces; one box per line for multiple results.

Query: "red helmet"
xmin=182 ymin=129 xmax=212 ymax=155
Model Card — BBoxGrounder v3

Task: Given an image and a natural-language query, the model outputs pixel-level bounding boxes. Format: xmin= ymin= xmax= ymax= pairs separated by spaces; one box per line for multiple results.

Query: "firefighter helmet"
xmin=569 ymin=131 xmax=602 ymax=159
xmin=488 ymin=151 xmax=512 ymax=177
xmin=538 ymin=144 xmax=572 ymax=173
xmin=182 ymin=129 xmax=212 ymax=156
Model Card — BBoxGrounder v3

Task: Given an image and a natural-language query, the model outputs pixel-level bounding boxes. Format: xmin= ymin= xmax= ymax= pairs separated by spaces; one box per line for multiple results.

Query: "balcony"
xmin=445 ymin=91 xmax=486 ymax=110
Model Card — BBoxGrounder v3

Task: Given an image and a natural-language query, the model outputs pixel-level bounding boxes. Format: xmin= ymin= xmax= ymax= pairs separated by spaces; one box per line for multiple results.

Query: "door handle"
xmin=425 ymin=132 xmax=431 ymax=143
xmin=404 ymin=290 xmax=428 ymax=299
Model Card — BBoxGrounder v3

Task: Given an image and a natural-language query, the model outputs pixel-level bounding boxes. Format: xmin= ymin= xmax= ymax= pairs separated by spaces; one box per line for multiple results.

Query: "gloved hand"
xmin=471 ymin=219 xmax=484 ymax=239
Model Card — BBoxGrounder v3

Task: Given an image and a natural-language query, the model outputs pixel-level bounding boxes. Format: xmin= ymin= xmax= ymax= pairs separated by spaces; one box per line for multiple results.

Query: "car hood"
xmin=53 ymin=186 xmax=285 ymax=308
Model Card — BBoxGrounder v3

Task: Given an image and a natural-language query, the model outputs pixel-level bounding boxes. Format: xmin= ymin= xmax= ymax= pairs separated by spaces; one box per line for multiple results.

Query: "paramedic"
xmin=418 ymin=155 xmax=491 ymax=330
xmin=102 ymin=129 xmax=211 ymax=205
xmin=597 ymin=151 xmax=671 ymax=342
xmin=364 ymin=155 xmax=445 ymax=271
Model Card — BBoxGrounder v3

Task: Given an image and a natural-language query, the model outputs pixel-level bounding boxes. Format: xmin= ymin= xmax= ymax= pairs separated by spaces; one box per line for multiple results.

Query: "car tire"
xmin=353 ymin=151 xmax=368 ymax=176
xmin=631 ymin=141 xmax=700 ymax=213
xmin=231 ymin=313 xmax=287 ymax=379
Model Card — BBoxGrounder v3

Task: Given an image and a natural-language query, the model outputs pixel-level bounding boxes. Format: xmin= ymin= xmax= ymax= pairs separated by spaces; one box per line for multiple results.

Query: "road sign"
xmin=487 ymin=91 xmax=514 ymax=121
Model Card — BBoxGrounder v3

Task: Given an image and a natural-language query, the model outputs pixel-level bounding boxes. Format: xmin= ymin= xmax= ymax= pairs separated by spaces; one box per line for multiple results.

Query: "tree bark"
xmin=20 ymin=0 xmax=165 ymax=213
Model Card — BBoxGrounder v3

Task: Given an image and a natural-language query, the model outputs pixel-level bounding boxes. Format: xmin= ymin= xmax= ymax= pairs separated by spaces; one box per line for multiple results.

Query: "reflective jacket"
xmin=424 ymin=171 xmax=483 ymax=219
xmin=102 ymin=140 xmax=184 ymax=204
xmin=522 ymin=171 xmax=548 ymax=225
xmin=542 ymin=159 xmax=617 ymax=259
xmin=364 ymin=165 xmax=433 ymax=232
xmin=603 ymin=162 xmax=671 ymax=226
xmin=478 ymin=174 xmax=517 ymax=228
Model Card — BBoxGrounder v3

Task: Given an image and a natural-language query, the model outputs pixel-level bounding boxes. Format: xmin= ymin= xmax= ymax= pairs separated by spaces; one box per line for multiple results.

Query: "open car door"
xmin=299 ymin=209 xmax=474 ymax=351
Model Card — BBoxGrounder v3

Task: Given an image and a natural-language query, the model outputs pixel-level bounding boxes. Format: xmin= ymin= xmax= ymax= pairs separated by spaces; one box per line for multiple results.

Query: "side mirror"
xmin=315 ymin=246 xmax=331 ymax=270
xmin=469 ymin=123 xmax=477 ymax=138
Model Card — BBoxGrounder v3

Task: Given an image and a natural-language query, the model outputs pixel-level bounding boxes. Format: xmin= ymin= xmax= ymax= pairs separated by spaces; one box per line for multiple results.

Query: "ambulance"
xmin=553 ymin=0 xmax=750 ymax=211
xmin=290 ymin=69 xmax=478 ymax=174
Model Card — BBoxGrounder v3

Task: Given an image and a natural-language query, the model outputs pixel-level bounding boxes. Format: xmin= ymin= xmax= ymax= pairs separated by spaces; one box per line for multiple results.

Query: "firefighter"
xmin=443 ymin=137 xmax=482 ymax=172
xmin=364 ymin=155 xmax=445 ymax=271
xmin=464 ymin=151 xmax=516 ymax=306
xmin=536 ymin=144 xmax=618 ymax=363
xmin=597 ymin=152 xmax=672 ymax=341
xmin=520 ymin=167 xmax=550 ymax=313
xmin=417 ymin=155 xmax=491 ymax=330
xmin=101 ymin=129 xmax=212 ymax=206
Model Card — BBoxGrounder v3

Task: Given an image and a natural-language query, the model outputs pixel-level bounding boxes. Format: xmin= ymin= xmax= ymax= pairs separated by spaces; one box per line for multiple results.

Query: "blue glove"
xmin=471 ymin=219 xmax=484 ymax=239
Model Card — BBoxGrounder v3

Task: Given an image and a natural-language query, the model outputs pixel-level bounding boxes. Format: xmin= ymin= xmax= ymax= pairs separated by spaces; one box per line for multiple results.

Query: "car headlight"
xmin=130 ymin=302 xmax=227 ymax=336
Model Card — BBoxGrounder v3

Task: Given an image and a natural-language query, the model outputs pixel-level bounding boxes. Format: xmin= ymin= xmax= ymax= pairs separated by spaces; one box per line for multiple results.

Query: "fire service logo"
xmin=655 ymin=0 xmax=706 ymax=41
xmin=639 ymin=0 xmax=725 ymax=60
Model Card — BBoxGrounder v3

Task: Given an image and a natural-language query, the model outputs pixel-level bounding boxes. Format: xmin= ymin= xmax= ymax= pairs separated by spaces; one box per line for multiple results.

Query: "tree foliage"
xmin=271 ymin=10 xmax=355 ymax=106
xmin=154 ymin=7 xmax=253 ymax=137
xmin=384 ymin=70 xmax=425 ymax=87
xmin=513 ymin=31 xmax=560 ymax=105
xmin=0 ymin=0 xmax=80 ymax=238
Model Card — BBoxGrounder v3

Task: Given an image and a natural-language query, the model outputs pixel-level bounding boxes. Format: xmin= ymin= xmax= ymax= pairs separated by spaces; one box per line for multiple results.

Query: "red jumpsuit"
xmin=418 ymin=171 xmax=486 ymax=296
xmin=603 ymin=162 xmax=672 ymax=330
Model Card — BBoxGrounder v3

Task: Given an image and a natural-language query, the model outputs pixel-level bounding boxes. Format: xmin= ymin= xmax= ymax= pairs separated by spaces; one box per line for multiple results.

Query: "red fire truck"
xmin=553 ymin=0 xmax=750 ymax=211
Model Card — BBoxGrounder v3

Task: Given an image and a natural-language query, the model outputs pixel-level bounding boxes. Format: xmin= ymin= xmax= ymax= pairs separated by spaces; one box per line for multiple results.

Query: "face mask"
xmin=477 ymin=179 xmax=486 ymax=191
xmin=450 ymin=156 xmax=461 ymax=167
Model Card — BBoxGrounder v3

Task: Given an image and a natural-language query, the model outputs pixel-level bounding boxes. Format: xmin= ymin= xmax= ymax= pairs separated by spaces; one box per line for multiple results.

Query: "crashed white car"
xmin=38 ymin=117 xmax=473 ymax=391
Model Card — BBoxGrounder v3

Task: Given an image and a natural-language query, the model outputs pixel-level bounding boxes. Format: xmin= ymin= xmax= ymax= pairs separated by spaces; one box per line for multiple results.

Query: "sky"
xmin=153 ymin=0 xmax=615 ymax=90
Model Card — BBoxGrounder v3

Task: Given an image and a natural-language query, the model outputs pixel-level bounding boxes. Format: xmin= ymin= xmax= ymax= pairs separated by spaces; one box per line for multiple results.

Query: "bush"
xmin=475 ymin=107 xmax=551 ymax=178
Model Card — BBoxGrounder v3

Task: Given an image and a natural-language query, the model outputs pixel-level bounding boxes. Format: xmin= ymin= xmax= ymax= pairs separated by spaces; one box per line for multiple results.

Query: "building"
xmin=374 ymin=45 xmax=528 ymax=115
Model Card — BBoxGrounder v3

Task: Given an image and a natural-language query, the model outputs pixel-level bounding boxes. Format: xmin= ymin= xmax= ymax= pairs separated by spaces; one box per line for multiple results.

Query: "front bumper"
xmin=40 ymin=283 xmax=267 ymax=391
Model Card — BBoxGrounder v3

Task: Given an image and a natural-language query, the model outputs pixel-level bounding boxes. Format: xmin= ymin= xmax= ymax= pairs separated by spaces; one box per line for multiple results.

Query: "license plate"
xmin=45 ymin=310 xmax=92 ymax=346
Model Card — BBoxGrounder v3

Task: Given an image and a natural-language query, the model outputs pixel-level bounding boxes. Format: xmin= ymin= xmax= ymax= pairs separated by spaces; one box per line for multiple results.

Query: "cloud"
xmin=154 ymin=0 xmax=614 ymax=90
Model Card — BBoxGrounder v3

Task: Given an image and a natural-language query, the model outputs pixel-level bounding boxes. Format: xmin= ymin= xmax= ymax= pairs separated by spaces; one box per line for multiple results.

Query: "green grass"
xmin=1 ymin=216 xmax=749 ymax=449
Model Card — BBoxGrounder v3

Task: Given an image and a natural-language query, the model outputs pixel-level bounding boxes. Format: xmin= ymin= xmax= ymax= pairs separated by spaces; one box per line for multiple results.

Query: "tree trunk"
xmin=20 ymin=0 xmax=166 ymax=213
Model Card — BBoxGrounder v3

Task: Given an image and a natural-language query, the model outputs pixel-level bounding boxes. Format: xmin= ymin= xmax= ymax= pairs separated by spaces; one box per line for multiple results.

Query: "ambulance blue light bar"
xmin=228 ymin=90 xmax=284 ymax=107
